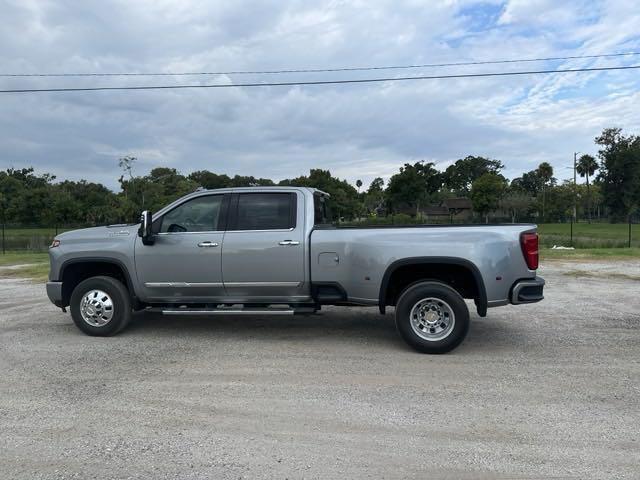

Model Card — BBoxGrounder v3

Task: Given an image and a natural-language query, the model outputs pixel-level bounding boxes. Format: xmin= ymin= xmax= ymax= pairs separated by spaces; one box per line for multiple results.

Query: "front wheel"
xmin=70 ymin=276 xmax=132 ymax=336
xmin=395 ymin=281 xmax=470 ymax=354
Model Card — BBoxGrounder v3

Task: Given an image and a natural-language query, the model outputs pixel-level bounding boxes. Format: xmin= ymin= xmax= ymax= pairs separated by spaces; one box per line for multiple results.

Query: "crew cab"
xmin=46 ymin=187 xmax=544 ymax=353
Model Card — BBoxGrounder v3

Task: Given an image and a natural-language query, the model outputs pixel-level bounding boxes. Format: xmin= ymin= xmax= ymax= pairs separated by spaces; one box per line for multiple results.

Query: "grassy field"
xmin=0 ymin=252 xmax=49 ymax=282
xmin=540 ymin=247 xmax=640 ymax=260
xmin=538 ymin=222 xmax=639 ymax=248
xmin=0 ymin=252 xmax=49 ymax=266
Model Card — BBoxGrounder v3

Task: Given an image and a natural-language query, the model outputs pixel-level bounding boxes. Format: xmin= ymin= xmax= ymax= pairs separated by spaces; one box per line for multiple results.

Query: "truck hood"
xmin=57 ymin=224 xmax=139 ymax=241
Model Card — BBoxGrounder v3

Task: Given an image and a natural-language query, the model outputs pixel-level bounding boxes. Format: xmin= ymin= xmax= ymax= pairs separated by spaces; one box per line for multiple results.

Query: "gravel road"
xmin=1 ymin=260 xmax=639 ymax=479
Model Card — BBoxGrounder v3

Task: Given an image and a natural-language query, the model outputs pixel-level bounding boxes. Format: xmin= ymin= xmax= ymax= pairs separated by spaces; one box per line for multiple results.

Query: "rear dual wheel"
xmin=395 ymin=281 xmax=470 ymax=354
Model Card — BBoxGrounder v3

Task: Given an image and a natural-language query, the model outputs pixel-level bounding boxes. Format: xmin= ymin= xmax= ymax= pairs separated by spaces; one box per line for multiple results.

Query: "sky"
xmin=1 ymin=0 xmax=639 ymax=191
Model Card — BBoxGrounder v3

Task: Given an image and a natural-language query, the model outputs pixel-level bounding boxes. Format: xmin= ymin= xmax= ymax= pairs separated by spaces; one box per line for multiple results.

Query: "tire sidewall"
xmin=395 ymin=281 xmax=470 ymax=354
xmin=70 ymin=276 xmax=131 ymax=336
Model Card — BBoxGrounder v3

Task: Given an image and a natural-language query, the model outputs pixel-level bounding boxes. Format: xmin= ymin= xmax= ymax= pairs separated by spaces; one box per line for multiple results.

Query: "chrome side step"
xmin=162 ymin=308 xmax=296 ymax=316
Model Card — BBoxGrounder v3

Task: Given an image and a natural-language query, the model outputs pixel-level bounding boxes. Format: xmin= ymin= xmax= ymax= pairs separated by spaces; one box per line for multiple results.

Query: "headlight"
xmin=50 ymin=239 xmax=61 ymax=248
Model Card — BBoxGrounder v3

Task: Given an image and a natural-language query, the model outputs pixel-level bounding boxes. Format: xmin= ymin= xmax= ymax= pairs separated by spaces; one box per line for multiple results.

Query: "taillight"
xmin=520 ymin=232 xmax=539 ymax=270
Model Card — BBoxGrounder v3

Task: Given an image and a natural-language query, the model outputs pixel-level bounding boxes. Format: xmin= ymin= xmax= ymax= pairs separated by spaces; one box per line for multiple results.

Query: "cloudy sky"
xmin=1 ymin=0 xmax=639 ymax=190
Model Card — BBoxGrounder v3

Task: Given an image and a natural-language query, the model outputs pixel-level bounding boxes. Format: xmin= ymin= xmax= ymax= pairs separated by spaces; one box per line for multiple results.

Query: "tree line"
xmin=1 ymin=127 xmax=638 ymax=226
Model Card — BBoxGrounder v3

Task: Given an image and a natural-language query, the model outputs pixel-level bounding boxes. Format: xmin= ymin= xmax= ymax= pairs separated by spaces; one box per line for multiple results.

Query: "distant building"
xmin=421 ymin=197 xmax=473 ymax=221
xmin=422 ymin=205 xmax=450 ymax=217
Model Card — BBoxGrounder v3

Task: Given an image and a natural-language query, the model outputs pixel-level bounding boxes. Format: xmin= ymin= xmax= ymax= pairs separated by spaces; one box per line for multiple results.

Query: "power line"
xmin=1 ymin=51 xmax=639 ymax=78
xmin=1 ymin=65 xmax=638 ymax=94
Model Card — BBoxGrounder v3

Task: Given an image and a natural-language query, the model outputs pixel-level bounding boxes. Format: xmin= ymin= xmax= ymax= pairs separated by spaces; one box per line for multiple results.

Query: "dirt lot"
xmin=1 ymin=260 xmax=639 ymax=479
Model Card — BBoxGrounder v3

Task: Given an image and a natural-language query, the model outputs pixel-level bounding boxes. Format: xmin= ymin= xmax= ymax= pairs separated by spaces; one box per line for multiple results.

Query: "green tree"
xmin=118 ymin=156 xmax=136 ymax=179
xmin=500 ymin=191 xmax=533 ymax=223
xmin=356 ymin=179 xmax=363 ymax=193
xmin=116 ymin=167 xmax=197 ymax=221
xmin=368 ymin=177 xmax=384 ymax=193
xmin=470 ymin=173 xmax=507 ymax=223
xmin=364 ymin=177 xmax=385 ymax=215
xmin=511 ymin=170 xmax=544 ymax=197
xmin=279 ymin=169 xmax=360 ymax=220
xmin=576 ymin=154 xmax=598 ymax=222
xmin=51 ymin=180 xmax=118 ymax=225
xmin=595 ymin=128 xmax=640 ymax=222
xmin=386 ymin=161 xmax=441 ymax=216
xmin=443 ymin=156 xmax=504 ymax=195
xmin=536 ymin=162 xmax=554 ymax=221
xmin=188 ymin=170 xmax=232 ymax=189
xmin=587 ymin=183 xmax=604 ymax=220
xmin=544 ymin=182 xmax=578 ymax=222
xmin=0 ymin=168 xmax=56 ymax=225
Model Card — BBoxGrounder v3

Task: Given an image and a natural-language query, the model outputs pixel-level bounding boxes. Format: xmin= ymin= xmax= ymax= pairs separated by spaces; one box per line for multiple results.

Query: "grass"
xmin=538 ymin=222 xmax=639 ymax=248
xmin=540 ymin=247 xmax=640 ymax=260
xmin=0 ymin=263 xmax=50 ymax=282
xmin=0 ymin=252 xmax=50 ymax=282
xmin=0 ymin=252 xmax=49 ymax=266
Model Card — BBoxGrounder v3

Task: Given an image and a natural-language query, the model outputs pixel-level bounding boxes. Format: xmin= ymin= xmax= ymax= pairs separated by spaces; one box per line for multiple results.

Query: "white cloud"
xmin=0 ymin=0 xmax=639 ymax=190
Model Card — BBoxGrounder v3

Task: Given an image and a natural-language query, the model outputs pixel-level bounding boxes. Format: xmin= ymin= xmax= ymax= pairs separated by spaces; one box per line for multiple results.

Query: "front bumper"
xmin=46 ymin=281 xmax=64 ymax=307
xmin=510 ymin=276 xmax=545 ymax=304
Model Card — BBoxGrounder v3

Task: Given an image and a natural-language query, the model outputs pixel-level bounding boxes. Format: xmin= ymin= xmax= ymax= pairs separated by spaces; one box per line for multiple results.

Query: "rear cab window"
xmin=314 ymin=193 xmax=333 ymax=226
xmin=230 ymin=192 xmax=297 ymax=230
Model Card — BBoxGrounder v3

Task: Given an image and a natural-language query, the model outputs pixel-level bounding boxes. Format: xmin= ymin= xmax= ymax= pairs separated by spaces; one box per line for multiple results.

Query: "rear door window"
xmin=231 ymin=193 xmax=296 ymax=230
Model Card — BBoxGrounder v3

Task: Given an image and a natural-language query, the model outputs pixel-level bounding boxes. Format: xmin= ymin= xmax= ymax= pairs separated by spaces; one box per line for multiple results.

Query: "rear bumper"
xmin=510 ymin=276 xmax=545 ymax=305
xmin=46 ymin=281 xmax=64 ymax=307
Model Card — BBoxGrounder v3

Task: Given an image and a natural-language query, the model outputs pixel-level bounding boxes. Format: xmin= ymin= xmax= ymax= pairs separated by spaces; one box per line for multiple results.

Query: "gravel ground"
xmin=1 ymin=260 xmax=639 ymax=479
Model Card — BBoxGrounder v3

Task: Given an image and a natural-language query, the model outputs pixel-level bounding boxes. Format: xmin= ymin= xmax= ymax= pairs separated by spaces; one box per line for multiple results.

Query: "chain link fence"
xmin=537 ymin=216 xmax=639 ymax=248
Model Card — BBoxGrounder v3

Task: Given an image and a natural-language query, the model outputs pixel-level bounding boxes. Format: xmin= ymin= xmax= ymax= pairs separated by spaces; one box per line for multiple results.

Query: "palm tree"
xmin=537 ymin=162 xmax=553 ymax=221
xmin=356 ymin=179 xmax=363 ymax=193
xmin=576 ymin=154 xmax=598 ymax=223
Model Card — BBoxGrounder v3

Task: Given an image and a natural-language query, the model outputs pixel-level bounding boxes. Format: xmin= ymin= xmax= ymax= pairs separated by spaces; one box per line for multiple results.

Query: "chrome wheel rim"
xmin=80 ymin=290 xmax=114 ymax=327
xmin=409 ymin=297 xmax=455 ymax=341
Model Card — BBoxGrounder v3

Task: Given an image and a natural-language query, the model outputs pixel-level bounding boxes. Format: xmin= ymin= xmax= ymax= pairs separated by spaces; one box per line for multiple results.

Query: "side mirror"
xmin=138 ymin=210 xmax=155 ymax=245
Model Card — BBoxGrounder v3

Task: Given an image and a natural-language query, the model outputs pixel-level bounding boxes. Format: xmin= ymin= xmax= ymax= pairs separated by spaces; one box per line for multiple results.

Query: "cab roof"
xmin=193 ymin=185 xmax=330 ymax=197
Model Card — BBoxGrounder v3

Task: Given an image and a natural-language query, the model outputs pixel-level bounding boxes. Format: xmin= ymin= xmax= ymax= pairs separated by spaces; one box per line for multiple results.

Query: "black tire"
xmin=395 ymin=281 xmax=469 ymax=354
xmin=70 ymin=276 xmax=132 ymax=336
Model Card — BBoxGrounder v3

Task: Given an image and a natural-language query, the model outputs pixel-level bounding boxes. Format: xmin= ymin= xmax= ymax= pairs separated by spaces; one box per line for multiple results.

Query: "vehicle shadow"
xmin=123 ymin=308 xmax=521 ymax=353
xmin=126 ymin=307 xmax=408 ymax=349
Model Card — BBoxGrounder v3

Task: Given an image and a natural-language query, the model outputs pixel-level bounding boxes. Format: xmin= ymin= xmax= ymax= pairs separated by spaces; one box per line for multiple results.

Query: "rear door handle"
xmin=278 ymin=240 xmax=300 ymax=246
xmin=197 ymin=241 xmax=219 ymax=248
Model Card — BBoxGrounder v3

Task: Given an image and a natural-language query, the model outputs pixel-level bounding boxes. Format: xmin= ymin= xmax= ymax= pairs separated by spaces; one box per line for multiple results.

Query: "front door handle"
xmin=278 ymin=240 xmax=300 ymax=246
xmin=197 ymin=241 xmax=219 ymax=248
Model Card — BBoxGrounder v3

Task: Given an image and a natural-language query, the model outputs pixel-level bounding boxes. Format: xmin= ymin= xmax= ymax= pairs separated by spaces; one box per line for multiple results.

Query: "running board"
xmin=161 ymin=308 xmax=312 ymax=316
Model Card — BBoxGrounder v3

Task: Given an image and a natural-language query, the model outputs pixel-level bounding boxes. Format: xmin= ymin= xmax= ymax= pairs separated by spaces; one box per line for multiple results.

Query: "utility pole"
xmin=573 ymin=152 xmax=578 ymax=222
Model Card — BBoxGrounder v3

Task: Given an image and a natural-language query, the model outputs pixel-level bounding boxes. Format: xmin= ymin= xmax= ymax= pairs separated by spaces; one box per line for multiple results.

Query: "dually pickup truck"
xmin=47 ymin=186 xmax=544 ymax=353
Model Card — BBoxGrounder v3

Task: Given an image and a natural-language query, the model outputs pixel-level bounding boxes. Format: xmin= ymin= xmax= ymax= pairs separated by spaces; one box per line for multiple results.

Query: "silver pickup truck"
xmin=46 ymin=186 xmax=544 ymax=353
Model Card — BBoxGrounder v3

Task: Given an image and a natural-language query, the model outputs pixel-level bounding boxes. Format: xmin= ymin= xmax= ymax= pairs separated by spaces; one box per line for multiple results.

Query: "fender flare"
xmin=59 ymin=257 xmax=138 ymax=305
xmin=378 ymin=256 xmax=487 ymax=316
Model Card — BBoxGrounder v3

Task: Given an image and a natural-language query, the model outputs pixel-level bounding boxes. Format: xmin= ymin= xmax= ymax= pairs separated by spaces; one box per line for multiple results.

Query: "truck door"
xmin=134 ymin=193 xmax=228 ymax=301
xmin=222 ymin=191 xmax=307 ymax=299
